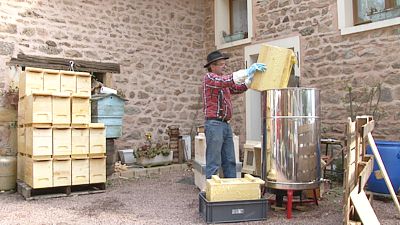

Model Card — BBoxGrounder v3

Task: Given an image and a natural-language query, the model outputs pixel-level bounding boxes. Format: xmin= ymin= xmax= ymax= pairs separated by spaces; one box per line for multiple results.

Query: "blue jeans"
xmin=205 ymin=120 xmax=236 ymax=179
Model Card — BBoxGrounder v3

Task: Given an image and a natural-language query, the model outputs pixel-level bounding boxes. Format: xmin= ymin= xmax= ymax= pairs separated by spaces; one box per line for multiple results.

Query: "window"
xmin=244 ymin=36 xmax=301 ymax=142
xmin=215 ymin=0 xmax=252 ymax=49
xmin=354 ymin=0 xmax=400 ymax=25
xmin=338 ymin=0 xmax=400 ymax=35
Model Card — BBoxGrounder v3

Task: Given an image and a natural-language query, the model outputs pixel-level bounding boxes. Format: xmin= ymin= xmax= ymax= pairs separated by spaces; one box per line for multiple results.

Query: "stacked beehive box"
xmin=193 ymin=132 xmax=242 ymax=191
xmin=17 ymin=67 xmax=106 ymax=189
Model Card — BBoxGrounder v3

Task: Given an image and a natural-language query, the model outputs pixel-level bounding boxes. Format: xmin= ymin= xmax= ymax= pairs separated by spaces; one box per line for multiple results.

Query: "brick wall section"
xmin=0 ymin=0 xmax=208 ymax=151
xmin=215 ymin=0 xmax=400 ymax=140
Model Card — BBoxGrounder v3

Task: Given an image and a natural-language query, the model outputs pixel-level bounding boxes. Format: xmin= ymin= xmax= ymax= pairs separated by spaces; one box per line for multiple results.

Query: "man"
xmin=202 ymin=50 xmax=266 ymax=179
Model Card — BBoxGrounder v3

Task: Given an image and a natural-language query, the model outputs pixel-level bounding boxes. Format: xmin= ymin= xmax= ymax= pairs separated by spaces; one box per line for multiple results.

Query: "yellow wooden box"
xmin=52 ymin=92 xmax=71 ymax=125
xmin=25 ymin=126 xmax=52 ymax=157
xmin=89 ymin=155 xmax=106 ymax=184
xmin=71 ymin=94 xmax=90 ymax=125
xmin=71 ymin=127 xmax=89 ymax=155
xmin=250 ymin=44 xmax=297 ymax=91
xmin=24 ymin=155 xmax=53 ymax=189
xmin=53 ymin=156 xmax=71 ymax=187
xmin=25 ymin=92 xmax=52 ymax=125
xmin=53 ymin=127 xmax=71 ymax=156
xmin=75 ymin=72 xmax=91 ymax=97
xmin=89 ymin=123 xmax=106 ymax=154
xmin=194 ymin=133 xmax=206 ymax=164
xmin=60 ymin=70 xmax=76 ymax=95
xmin=17 ymin=153 xmax=25 ymax=180
xmin=18 ymin=96 xmax=25 ymax=125
xmin=206 ymin=174 xmax=265 ymax=202
xmin=18 ymin=127 xmax=26 ymax=154
xmin=43 ymin=69 xmax=60 ymax=93
xmin=19 ymin=67 xmax=44 ymax=98
xmin=71 ymin=155 xmax=89 ymax=185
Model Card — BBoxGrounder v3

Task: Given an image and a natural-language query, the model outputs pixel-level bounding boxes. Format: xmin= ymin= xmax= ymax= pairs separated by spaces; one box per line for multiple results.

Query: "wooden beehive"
xmin=89 ymin=155 xmax=106 ymax=184
xmin=24 ymin=155 xmax=53 ymax=189
xmin=71 ymin=155 xmax=89 ymax=185
xmin=25 ymin=126 xmax=52 ymax=157
xmin=52 ymin=156 xmax=71 ymax=187
xmin=25 ymin=92 xmax=52 ymax=125
xmin=206 ymin=174 xmax=265 ymax=202
xmin=18 ymin=96 xmax=25 ymax=125
xmin=17 ymin=127 xmax=26 ymax=154
xmin=17 ymin=153 xmax=25 ymax=180
xmin=52 ymin=92 xmax=71 ymax=125
xmin=89 ymin=123 xmax=106 ymax=154
xmin=60 ymin=70 xmax=76 ymax=95
xmin=242 ymin=141 xmax=262 ymax=176
xmin=71 ymin=127 xmax=89 ymax=155
xmin=250 ymin=44 xmax=297 ymax=91
xmin=43 ymin=69 xmax=60 ymax=93
xmin=71 ymin=94 xmax=90 ymax=125
xmin=75 ymin=72 xmax=91 ymax=96
xmin=19 ymin=67 xmax=44 ymax=98
xmin=52 ymin=127 xmax=71 ymax=156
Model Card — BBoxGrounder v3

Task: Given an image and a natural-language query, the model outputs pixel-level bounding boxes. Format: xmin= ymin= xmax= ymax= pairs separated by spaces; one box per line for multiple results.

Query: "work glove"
xmin=246 ymin=63 xmax=267 ymax=77
xmin=232 ymin=63 xmax=267 ymax=85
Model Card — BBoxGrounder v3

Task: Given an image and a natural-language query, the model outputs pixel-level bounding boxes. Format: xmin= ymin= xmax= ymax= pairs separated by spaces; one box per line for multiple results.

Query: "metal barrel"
xmin=0 ymin=155 xmax=17 ymax=191
xmin=262 ymin=88 xmax=321 ymax=190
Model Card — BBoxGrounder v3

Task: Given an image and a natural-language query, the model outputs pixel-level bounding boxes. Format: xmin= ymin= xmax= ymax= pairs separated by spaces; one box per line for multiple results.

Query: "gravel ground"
xmin=0 ymin=169 xmax=399 ymax=225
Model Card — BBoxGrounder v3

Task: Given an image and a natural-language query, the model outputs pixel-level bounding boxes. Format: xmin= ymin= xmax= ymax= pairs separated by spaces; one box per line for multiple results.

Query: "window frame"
xmin=338 ymin=0 xmax=400 ymax=35
xmin=214 ymin=0 xmax=253 ymax=50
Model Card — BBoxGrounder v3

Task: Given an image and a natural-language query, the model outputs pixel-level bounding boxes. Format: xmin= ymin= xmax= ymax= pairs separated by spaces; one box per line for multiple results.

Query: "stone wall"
xmin=0 ymin=0 xmax=208 ymax=152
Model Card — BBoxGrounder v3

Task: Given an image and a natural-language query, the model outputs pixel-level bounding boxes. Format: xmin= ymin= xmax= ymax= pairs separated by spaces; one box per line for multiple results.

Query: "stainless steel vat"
xmin=262 ymin=88 xmax=321 ymax=190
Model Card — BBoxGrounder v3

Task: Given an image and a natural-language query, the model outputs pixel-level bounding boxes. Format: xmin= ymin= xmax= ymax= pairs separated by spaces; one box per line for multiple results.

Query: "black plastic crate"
xmin=199 ymin=192 xmax=267 ymax=224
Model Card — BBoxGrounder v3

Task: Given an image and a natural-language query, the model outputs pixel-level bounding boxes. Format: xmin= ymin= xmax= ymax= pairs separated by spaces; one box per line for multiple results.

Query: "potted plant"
xmin=134 ymin=133 xmax=173 ymax=167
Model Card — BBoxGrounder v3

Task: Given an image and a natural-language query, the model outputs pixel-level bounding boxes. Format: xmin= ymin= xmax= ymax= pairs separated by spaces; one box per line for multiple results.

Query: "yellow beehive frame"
xmin=206 ymin=174 xmax=265 ymax=202
xmin=52 ymin=92 xmax=71 ymax=125
xmin=250 ymin=44 xmax=297 ymax=91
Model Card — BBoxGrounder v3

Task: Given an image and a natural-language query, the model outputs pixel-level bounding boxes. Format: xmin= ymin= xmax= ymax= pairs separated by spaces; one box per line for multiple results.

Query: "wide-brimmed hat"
xmin=203 ymin=50 xmax=229 ymax=68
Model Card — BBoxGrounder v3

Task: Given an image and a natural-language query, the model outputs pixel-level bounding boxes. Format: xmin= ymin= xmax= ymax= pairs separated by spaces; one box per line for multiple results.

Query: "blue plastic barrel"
xmin=366 ymin=140 xmax=400 ymax=194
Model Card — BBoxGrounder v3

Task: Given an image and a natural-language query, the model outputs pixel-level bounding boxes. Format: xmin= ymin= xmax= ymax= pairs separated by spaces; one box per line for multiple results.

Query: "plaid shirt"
xmin=202 ymin=72 xmax=247 ymax=121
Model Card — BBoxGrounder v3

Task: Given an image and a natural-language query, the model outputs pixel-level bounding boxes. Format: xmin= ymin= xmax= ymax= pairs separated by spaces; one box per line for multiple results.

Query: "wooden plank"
xmin=361 ymin=120 xmax=375 ymax=138
xmin=368 ymin=133 xmax=400 ymax=215
xmin=357 ymin=155 xmax=374 ymax=189
xmin=8 ymin=53 xmax=120 ymax=73
xmin=350 ymin=186 xmax=380 ymax=225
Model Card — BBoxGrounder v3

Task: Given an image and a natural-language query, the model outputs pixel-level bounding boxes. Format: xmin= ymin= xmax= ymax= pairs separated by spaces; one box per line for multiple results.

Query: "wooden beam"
xmin=7 ymin=53 xmax=120 ymax=73
xmin=350 ymin=185 xmax=380 ymax=225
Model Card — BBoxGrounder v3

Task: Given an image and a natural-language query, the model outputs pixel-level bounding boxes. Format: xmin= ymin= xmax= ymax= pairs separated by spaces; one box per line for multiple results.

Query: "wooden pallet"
xmin=17 ymin=179 xmax=106 ymax=201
